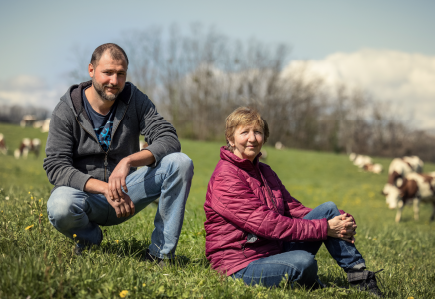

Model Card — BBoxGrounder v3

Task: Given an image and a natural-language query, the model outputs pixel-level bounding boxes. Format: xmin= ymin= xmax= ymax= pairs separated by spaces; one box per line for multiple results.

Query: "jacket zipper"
xmin=76 ymin=100 xmax=129 ymax=182
xmin=102 ymin=104 xmax=130 ymax=181
xmin=255 ymin=166 xmax=279 ymax=213
xmin=76 ymin=118 xmax=108 ymax=179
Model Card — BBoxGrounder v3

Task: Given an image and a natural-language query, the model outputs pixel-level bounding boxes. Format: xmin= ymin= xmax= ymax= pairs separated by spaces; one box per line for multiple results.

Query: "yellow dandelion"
xmin=142 ymin=283 xmax=146 ymax=287
xmin=40 ymin=213 xmax=43 ymax=217
xmin=116 ymin=240 xmax=119 ymax=244
xmin=119 ymin=290 xmax=128 ymax=298
xmin=407 ymin=297 xmax=414 ymax=299
xmin=28 ymin=192 xmax=31 ymax=194
xmin=73 ymin=234 xmax=77 ymax=238
xmin=39 ymin=199 xmax=41 ymax=202
xmin=31 ymin=197 xmax=34 ymax=200
xmin=25 ymin=224 xmax=34 ymax=230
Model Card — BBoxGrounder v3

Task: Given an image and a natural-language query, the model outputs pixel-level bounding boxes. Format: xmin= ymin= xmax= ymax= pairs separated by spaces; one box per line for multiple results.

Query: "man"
xmin=44 ymin=43 xmax=194 ymax=263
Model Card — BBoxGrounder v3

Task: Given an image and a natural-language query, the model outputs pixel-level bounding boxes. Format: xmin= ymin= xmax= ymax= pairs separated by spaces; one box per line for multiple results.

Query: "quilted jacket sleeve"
xmin=209 ymin=169 xmax=328 ymax=242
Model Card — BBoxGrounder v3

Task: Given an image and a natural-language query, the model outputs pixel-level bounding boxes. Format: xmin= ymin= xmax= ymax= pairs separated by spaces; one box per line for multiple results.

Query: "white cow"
xmin=14 ymin=138 xmax=41 ymax=159
xmin=383 ymin=172 xmax=435 ymax=222
xmin=353 ymin=155 xmax=373 ymax=168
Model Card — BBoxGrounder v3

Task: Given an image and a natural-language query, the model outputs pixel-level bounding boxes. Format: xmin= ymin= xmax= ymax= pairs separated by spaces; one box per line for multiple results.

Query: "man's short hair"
xmin=90 ymin=43 xmax=129 ymax=66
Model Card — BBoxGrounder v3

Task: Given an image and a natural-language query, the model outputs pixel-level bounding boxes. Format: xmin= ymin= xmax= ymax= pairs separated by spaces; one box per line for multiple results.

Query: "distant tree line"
xmin=0 ymin=104 xmax=50 ymax=124
xmin=69 ymin=25 xmax=435 ymax=162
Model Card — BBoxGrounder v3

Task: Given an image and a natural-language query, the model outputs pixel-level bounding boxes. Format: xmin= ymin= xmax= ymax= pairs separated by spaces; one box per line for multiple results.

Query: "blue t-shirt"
xmin=82 ymin=87 xmax=118 ymax=152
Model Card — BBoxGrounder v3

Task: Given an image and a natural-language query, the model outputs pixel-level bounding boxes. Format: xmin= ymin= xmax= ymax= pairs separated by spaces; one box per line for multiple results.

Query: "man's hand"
xmin=103 ymin=189 xmax=135 ymax=218
xmin=108 ymin=157 xmax=130 ymax=202
xmin=327 ymin=213 xmax=357 ymax=244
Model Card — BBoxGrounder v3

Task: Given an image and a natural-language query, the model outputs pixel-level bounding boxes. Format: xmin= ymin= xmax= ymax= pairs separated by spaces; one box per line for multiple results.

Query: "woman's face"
xmin=230 ymin=124 xmax=264 ymax=162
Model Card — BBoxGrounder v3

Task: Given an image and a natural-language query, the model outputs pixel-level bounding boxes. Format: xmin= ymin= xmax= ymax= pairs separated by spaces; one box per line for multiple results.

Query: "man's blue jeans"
xmin=47 ymin=153 xmax=194 ymax=259
xmin=233 ymin=202 xmax=366 ymax=287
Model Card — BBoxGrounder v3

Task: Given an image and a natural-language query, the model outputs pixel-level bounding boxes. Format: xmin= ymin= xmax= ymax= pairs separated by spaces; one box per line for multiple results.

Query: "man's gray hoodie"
xmin=43 ymin=80 xmax=181 ymax=191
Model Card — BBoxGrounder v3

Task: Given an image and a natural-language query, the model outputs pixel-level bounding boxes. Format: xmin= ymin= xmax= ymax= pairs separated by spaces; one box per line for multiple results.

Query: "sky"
xmin=1 ymin=0 xmax=434 ymax=128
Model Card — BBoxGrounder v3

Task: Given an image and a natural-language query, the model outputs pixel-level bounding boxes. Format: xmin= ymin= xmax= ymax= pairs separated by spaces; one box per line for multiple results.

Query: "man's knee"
xmin=163 ymin=153 xmax=194 ymax=178
xmin=47 ymin=187 xmax=85 ymax=231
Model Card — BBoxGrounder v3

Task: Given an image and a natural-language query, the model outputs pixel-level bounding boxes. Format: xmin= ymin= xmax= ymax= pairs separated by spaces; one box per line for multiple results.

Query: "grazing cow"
xmin=0 ymin=133 xmax=7 ymax=155
xmin=349 ymin=153 xmax=382 ymax=173
xmin=384 ymin=172 xmax=435 ymax=222
xmin=402 ymin=156 xmax=424 ymax=173
xmin=352 ymin=154 xmax=373 ymax=168
xmin=362 ymin=163 xmax=383 ymax=174
xmin=14 ymin=138 xmax=41 ymax=159
xmin=382 ymin=157 xmax=424 ymax=200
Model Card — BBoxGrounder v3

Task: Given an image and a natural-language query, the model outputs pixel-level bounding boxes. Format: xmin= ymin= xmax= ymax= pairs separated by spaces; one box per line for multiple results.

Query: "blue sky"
xmin=1 ymin=0 xmax=435 ymax=127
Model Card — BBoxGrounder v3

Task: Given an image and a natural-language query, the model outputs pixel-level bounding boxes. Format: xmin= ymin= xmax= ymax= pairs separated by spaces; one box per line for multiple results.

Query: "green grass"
xmin=1 ymin=122 xmax=435 ymax=298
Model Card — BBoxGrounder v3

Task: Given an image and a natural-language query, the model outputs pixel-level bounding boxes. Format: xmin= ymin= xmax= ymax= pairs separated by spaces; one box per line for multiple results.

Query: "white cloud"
xmin=282 ymin=49 xmax=435 ymax=129
xmin=0 ymin=75 xmax=65 ymax=110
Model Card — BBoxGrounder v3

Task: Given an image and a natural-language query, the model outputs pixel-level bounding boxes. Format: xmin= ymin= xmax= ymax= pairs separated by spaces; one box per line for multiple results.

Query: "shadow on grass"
xmin=88 ymin=237 xmax=203 ymax=268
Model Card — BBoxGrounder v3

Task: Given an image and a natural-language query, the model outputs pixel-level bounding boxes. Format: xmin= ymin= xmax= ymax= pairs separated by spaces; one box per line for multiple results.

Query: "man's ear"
xmin=88 ymin=63 xmax=95 ymax=78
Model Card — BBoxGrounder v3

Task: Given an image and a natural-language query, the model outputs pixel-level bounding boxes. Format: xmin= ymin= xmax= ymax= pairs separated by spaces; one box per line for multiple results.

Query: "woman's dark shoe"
xmin=347 ymin=269 xmax=384 ymax=298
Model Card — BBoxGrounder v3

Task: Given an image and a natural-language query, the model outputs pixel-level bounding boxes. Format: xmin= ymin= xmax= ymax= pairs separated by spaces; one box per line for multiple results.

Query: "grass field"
xmin=1 ymin=122 xmax=435 ymax=298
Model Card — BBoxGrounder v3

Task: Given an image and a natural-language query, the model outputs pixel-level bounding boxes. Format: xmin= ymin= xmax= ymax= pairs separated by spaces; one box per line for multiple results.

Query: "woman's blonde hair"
xmin=225 ymin=107 xmax=269 ymax=153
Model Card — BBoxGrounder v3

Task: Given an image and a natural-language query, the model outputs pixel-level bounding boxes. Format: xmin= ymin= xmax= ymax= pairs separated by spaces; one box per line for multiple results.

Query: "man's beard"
xmin=92 ymin=77 xmax=124 ymax=102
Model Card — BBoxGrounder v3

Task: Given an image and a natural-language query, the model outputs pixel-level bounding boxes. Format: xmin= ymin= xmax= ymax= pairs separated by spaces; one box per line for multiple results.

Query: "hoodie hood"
xmin=60 ymin=80 xmax=133 ymax=122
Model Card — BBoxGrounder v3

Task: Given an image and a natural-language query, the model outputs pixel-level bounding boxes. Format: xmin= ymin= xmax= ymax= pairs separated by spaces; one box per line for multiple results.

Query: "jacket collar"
xmin=69 ymin=80 xmax=132 ymax=122
xmin=219 ymin=146 xmax=262 ymax=171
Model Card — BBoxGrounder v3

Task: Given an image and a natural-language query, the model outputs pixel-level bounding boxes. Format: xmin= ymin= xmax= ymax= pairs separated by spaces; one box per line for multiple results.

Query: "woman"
xmin=204 ymin=107 xmax=383 ymax=296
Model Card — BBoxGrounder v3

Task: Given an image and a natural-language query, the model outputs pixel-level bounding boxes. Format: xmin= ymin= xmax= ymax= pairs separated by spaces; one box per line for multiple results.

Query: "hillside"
xmin=1 ymin=122 xmax=434 ymax=298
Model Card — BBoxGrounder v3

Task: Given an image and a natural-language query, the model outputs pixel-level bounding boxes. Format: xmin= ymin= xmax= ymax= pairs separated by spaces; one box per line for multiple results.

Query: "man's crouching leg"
xmin=47 ymin=186 xmax=103 ymax=250
xmin=148 ymin=153 xmax=194 ymax=259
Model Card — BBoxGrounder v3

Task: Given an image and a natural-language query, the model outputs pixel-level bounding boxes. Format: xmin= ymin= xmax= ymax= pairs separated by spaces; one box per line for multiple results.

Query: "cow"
xmin=382 ymin=157 xmax=424 ymax=201
xmin=352 ymin=154 xmax=373 ymax=168
xmin=14 ymin=138 xmax=41 ymax=159
xmin=349 ymin=153 xmax=382 ymax=173
xmin=0 ymin=133 xmax=7 ymax=155
xmin=139 ymin=140 xmax=148 ymax=150
xmin=362 ymin=163 xmax=383 ymax=174
xmin=275 ymin=141 xmax=283 ymax=150
xmin=402 ymin=155 xmax=424 ymax=173
xmin=384 ymin=172 xmax=435 ymax=222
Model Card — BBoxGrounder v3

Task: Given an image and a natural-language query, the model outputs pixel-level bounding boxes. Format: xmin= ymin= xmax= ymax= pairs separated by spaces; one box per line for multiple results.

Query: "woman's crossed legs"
xmin=233 ymin=202 xmax=366 ymax=288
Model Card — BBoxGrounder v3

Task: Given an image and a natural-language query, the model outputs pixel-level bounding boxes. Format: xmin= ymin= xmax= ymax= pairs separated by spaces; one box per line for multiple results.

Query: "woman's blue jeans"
xmin=233 ymin=201 xmax=366 ymax=288
xmin=46 ymin=153 xmax=194 ymax=259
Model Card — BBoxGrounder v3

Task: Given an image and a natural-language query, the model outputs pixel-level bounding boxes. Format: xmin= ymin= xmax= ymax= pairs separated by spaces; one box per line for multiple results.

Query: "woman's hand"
xmin=327 ymin=214 xmax=357 ymax=244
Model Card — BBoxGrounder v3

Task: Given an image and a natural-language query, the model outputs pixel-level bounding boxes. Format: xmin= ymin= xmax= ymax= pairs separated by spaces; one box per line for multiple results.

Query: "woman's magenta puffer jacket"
xmin=204 ymin=147 xmax=329 ymax=276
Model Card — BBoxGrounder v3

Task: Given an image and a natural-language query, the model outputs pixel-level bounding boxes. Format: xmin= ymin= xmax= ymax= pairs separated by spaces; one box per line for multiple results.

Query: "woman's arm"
xmin=209 ymin=169 xmax=328 ymax=242
xmin=276 ymin=173 xmax=356 ymax=224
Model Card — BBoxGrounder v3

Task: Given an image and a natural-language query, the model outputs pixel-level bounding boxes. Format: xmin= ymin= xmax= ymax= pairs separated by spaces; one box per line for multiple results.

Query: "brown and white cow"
xmin=0 ymin=133 xmax=7 ymax=155
xmin=384 ymin=172 xmax=435 ymax=222
xmin=14 ymin=138 xmax=41 ymax=159
xmin=382 ymin=156 xmax=424 ymax=200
